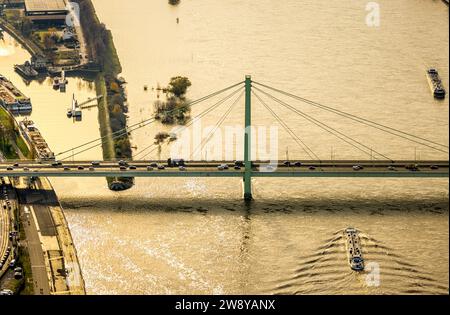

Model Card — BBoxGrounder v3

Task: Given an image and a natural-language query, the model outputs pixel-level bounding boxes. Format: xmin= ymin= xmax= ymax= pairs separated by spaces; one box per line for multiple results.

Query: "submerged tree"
xmin=154 ymin=76 xmax=192 ymax=125
xmin=168 ymin=76 xmax=191 ymax=98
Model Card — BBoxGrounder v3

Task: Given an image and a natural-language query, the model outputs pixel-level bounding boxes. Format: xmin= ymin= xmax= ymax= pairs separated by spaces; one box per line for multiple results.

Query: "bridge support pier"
xmin=244 ymin=75 xmax=253 ymax=201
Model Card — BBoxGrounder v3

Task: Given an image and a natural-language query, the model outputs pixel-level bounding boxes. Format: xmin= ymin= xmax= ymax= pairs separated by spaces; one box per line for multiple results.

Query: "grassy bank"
xmin=75 ymin=0 xmax=133 ymax=189
xmin=95 ymin=76 xmax=115 ymax=160
xmin=0 ymin=106 xmax=32 ymax=160
xmin=18 ymin=211 xmax=34 ymax=295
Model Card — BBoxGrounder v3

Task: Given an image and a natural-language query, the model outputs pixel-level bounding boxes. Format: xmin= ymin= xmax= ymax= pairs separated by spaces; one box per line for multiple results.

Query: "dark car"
xmin=405 ymin=164 xmax=419 ymax=171
xmin=118 ymin=160 xmax=128 ymax=166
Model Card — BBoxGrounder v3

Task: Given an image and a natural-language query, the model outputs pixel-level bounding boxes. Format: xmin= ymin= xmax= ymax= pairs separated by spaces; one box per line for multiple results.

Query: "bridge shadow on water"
xmin=57 ymin=195 xmax=448 ymax=215
xmin=57 ymin=195 xmax=448 ymax=295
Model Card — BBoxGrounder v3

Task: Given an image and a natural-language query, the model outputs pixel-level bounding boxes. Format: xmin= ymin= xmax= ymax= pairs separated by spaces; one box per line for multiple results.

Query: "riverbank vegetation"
xmin=74 ymin=0 xmax=133 ymax=190
xmin=0 ymin=106 xmax=32 ymax=159
xmin=154 ymin=76 xmax=192 ymax=125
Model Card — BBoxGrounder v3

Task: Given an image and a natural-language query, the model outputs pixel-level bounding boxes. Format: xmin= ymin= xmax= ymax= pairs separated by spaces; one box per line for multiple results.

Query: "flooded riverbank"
xmin=1 ymin=0 xmax=448 ymax=294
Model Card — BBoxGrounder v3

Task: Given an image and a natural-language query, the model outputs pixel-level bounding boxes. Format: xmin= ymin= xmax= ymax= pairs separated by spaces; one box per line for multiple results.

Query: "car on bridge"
xmin=405 ymin=164 xmax=419 ymax=171
xmin=118 ymin=160 xmax=128 ymax=167
xmin=221 ymin=164 xmax=229 ymax=170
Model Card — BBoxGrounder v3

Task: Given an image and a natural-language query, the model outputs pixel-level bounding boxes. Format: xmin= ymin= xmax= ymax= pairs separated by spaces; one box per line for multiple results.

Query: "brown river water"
xmin=0 ymin=0 xmax=448 ymax=294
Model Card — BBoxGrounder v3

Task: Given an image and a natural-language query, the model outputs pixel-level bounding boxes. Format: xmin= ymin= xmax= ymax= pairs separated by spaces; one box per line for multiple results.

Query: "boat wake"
xmin=269 ymin=229 xmax=448 ymax=295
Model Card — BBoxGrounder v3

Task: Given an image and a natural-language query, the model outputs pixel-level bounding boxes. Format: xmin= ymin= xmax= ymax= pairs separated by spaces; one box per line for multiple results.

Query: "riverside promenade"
xmin=1 ymin=101 xmax=85 ymax=294
xmin=15 ymin=177 xmax=85 ymax=295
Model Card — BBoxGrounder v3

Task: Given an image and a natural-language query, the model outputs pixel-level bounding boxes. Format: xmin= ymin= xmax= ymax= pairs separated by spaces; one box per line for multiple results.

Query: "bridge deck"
xmin=0 ymin=161 xmax=448 ymax=178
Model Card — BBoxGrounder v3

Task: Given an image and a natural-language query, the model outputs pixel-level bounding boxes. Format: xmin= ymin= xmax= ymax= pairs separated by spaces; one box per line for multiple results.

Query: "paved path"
xmin=18 ymin=202 xmax=50 ymax=295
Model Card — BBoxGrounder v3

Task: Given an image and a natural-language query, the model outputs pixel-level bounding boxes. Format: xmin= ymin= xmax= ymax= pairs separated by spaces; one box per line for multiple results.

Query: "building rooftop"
xmin=24 ymin=0 xmax=67 ymax=12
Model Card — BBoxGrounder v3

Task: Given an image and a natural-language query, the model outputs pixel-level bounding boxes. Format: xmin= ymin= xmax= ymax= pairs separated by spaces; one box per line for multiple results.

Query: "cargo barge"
xmin=344 ymin=227 xmax=365 ymax=271
xmin=0 ymin=75 xmax=32 ymax=114
xmin=19 ymin=119 xmax=55 ymax=161
xmin=426 ymin=68 xmax=446 ymax=99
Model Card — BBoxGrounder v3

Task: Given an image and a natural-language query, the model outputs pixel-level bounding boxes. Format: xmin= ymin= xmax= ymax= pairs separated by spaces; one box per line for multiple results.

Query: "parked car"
xmin=14 ymin=267 xmax=23 ymax=279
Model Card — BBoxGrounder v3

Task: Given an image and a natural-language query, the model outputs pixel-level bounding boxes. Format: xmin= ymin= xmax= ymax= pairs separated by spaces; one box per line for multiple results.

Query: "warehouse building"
xmin=24 ymin=0 xmax=68 ymax=24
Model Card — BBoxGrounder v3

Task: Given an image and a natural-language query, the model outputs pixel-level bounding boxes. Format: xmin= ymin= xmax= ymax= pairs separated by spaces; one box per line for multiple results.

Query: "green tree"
xmin=21 ymin=18 xmax=33 ymax=38
xmin=42 ymin=33 xmax=55 ymax=50
xmin=168 ymin=76 xmax=191 ymax=98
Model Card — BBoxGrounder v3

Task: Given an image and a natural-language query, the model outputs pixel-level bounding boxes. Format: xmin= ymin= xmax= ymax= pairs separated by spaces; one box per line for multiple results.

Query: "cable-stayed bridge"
xmin=1 ymin=76 xmax=448 ymax=200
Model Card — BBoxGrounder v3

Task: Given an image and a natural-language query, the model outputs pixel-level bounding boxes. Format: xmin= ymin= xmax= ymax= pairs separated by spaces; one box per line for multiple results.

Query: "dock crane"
xmin=67 ymin=94 xmax=103 ymax=120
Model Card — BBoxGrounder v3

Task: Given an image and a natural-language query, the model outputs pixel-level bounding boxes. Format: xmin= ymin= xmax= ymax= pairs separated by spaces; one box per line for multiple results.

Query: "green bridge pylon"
xmin=244 ymin=75 xmax=253 ymax=201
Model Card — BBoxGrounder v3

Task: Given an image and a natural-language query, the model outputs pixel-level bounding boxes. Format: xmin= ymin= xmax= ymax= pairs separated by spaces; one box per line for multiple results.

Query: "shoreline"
xmin=1 ymin=1 xmax=134 ymax=190
xmin=74 ymin=0 xmax=134 ymax=190
xmin=0 ymin=112 xmax=86 ymax=294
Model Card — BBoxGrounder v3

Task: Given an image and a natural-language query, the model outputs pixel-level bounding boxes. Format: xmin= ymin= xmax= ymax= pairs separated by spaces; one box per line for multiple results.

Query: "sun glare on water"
xmin=0 ymin=46 xmax=14 ymax=57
